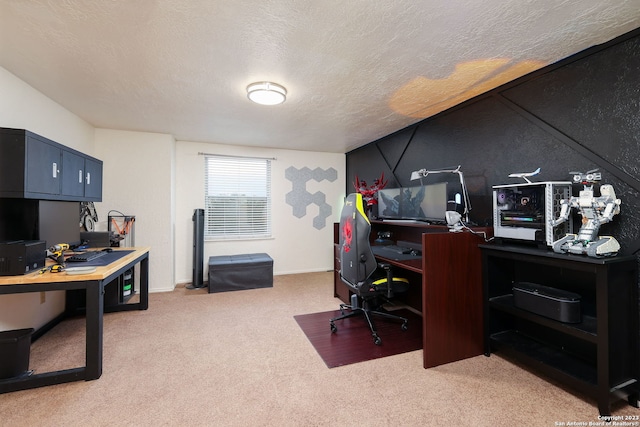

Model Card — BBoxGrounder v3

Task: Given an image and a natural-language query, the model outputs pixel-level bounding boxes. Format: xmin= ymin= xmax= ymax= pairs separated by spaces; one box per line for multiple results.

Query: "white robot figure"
xmin=550 ymin=169 xmax=621 ymax=257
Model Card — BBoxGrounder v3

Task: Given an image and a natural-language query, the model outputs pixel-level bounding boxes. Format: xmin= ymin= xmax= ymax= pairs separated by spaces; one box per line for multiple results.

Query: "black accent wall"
xmin=347 ymin=27 xmax=640 ymax=256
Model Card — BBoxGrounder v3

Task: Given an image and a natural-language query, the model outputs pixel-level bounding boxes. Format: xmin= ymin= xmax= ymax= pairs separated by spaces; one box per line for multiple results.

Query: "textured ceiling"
xmin=1 ymin=0 xmax=639 ymax=153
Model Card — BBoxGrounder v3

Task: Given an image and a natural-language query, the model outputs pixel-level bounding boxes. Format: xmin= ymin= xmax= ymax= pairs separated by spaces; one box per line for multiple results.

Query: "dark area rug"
xmin=294 ymin=308 xmax=422 ymax=368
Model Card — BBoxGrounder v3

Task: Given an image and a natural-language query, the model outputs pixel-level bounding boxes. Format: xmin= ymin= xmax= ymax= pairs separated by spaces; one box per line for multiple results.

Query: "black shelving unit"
xmin=480 ymin=244 xmax=639 ymax=416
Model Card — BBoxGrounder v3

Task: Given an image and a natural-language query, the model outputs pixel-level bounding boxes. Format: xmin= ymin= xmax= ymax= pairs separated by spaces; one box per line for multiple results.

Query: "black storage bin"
xmin=0 ymin=328 xmax=33 ymax=379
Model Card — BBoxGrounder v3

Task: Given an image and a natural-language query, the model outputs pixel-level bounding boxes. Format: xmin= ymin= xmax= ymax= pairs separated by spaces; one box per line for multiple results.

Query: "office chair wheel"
xmin=401 ymin=321 xmax=408 ymax=331
xmin=330 ymin=322 xmax=337 ymax=333
xmin=373 ymin=334 xmax=382 ymax=345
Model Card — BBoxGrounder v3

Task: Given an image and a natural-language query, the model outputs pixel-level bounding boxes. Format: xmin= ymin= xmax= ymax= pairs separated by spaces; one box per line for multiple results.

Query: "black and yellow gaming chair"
xmin=330 ymin=193 xmax=409 ymax=345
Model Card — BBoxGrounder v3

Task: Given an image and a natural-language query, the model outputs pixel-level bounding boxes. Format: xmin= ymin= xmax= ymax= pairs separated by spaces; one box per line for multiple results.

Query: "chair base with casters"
xmin=330 ymin=263 xmax=409 ymax=345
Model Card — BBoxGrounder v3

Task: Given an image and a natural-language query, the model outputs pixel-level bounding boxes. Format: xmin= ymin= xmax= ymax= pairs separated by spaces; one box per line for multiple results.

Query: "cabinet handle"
xmin=79 ymin=170 xmax=83 ymax=184
xmin=52 ymin=162 xmax=59 ymax=178
xmin=86 ymin=172 xmax=91 ymax=185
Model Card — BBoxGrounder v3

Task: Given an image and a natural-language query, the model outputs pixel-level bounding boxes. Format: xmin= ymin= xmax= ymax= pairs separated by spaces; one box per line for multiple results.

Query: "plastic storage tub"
xmin=0 ymin=328 xmax=34 ymax=379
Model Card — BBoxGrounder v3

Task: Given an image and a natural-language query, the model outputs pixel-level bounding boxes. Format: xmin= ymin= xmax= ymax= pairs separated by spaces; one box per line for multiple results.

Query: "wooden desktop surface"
xmin=0 ymin=247 xmax=150 ymax=285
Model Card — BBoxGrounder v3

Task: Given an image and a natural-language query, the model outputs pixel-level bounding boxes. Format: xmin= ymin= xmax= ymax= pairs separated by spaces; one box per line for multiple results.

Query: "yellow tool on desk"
xmin=39 ymin=264 xmax=65 ymax=274
xmin=47 ymin=243 xmax=70 ymax=264
xmin=40 ymin=243 xmax=72 ymax=273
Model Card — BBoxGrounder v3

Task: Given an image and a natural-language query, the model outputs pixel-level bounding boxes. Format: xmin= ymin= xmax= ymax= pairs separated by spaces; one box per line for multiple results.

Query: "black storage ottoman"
xmin=208 ymin=253 xmax=273 ymax=293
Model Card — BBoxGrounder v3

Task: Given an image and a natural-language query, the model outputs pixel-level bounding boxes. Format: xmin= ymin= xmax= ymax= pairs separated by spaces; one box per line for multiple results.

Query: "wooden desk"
xmin=0 ymin=247 xmax=150 ymax=393
xmin=333 ymin=221 xmax=491 ymax=368
xmin=420 ymin=231 xmax=489 ymax=368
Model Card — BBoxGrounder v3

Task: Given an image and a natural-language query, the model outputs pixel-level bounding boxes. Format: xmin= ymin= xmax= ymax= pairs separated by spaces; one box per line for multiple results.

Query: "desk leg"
xmin=85 ymin=280 xmax=104 ymax=380
xmin=139 ymin=255 xmax=149 ymax=310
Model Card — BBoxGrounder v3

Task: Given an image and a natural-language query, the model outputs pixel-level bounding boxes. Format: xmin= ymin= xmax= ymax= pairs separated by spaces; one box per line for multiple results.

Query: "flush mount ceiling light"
xmin=247 ymin=82 xmax=287 ymax=105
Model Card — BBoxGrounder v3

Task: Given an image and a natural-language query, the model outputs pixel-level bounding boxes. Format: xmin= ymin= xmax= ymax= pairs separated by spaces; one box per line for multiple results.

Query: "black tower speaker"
xmin=187 ymin=208 xmax=205 ymax=289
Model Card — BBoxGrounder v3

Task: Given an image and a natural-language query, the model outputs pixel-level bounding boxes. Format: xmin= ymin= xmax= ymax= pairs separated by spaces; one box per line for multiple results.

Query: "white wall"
xmin=0 ymin=66 xmax=95 ymax=330
xmin=0 ymin=67 xmax=95 ymax=152
xmin=94 ymin=129 xmax=176 ymax=292
xmin=175 ymin=141 xmax=345 ymax=283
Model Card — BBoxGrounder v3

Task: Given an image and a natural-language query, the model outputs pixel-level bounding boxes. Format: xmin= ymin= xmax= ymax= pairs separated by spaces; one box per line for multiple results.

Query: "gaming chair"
xmin=330 ymin=193 xmax=409 ymax=345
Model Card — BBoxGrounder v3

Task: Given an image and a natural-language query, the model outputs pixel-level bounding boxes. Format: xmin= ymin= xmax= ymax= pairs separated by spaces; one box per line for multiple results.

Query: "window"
xmin=204 ymin=155 xmax=271 ymax=240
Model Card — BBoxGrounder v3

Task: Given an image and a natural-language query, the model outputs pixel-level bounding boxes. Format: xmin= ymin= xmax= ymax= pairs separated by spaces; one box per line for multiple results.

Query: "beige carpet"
xmin=0 ymin=272 xmax=637 ymax=426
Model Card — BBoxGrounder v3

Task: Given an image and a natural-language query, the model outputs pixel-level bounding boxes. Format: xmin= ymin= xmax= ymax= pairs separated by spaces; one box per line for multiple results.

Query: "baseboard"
xmin=275 ymin=268 xmax=333 ymax=275
xmin=175 ymin=270 xmax=331 ymax=288
xmin=32 ymin=312 xmax=66 ymax=342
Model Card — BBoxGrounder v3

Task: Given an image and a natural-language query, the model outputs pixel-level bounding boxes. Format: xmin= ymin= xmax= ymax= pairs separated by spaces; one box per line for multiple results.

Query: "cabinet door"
xmin=61 ymin=151 xmax=102 ymax=201
xmin=84 ymin=157 xmax=103 ymax=201
xmin=25 ymin=136 xmax=61 ymax=196
xmin=0 ymin=132 xmax=27 ymax=196
xmin=62 ymin=150 xmax=85 ymax=198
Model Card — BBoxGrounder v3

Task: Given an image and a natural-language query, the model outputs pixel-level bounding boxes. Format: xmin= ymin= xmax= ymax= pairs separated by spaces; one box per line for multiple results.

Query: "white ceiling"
xmin=1 ymin=1 xmax=639 ymax=153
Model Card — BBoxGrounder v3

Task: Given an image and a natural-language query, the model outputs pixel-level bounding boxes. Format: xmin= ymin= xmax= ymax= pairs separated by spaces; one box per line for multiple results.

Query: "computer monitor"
xmin=0 ymin=199 xmax=80 ymax=247
xmin=38 ymin=201 xmax=81 ymax=248
xmin=377 ymin=183 xmax=450 ymax=223
xmin=416 ymin=182 xmax=448 ymax=222
xmin=377 ymin=188 xmax=402 ymax=219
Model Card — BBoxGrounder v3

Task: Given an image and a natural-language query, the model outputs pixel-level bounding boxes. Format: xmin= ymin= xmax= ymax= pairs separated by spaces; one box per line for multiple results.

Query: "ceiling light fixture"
xmin=247 ymin=82 xmax=287 ymax=105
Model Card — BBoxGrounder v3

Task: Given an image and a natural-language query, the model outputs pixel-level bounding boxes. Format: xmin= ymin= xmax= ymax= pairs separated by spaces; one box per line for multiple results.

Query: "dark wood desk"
xmin=0 ymin=247 xmax=150 ymax=393
xmin=334 ymin=221 xmax=492 ymax=368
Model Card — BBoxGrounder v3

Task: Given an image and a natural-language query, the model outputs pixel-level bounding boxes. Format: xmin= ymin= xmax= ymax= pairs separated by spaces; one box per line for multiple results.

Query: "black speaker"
xmin=513 ymin=282 xmax=581 ymax=323
xmin=188 ymin=208 xmax=205 ymax=289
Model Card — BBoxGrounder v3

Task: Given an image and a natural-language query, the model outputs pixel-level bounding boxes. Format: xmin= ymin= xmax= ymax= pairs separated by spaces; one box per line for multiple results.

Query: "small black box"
xmin=513 ymin=282 xmax=581 ymax=323
xmin=80 ymin=231 xmax=111 ymax=248
xmin=0 ymin=240 xmax=46 ymax=275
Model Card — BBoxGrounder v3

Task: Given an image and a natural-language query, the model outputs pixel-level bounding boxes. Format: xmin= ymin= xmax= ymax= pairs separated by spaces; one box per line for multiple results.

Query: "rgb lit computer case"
xmin=493 ymin=181 xmax=573 ymax=246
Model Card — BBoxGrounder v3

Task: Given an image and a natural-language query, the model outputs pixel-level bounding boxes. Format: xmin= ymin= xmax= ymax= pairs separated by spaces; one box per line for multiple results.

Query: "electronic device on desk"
xmin=67 ymin=250 xmax=108 ymax=263
xmin=375 ymin=231 xmax=394 ymax=245
xmin=80 ymin=231 xmax=112 ymax=248
xmin=377 ymin=182 xmax=457 ymax=223
xmin=374 ymin=240 xmax=421 ymax=258
xmin=378 ymin=245 xmax=412 ymax=255
xmin=0 ymin=240 xmax=45 ymax=275
xmin=493 ymin=168 xmax=572 ymax=247
xmin=378 ymin=165 xmax=470 ymax=224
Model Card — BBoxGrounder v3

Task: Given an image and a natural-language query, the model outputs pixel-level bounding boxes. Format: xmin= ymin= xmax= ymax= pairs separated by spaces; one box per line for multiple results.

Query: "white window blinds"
xmin=204 ymin=155 xmax=272 ymax=239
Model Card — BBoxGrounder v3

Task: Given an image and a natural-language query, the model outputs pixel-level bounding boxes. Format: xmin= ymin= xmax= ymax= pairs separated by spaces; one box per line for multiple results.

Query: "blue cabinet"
xmin=0 ymin=128 xmax=102 ymax=202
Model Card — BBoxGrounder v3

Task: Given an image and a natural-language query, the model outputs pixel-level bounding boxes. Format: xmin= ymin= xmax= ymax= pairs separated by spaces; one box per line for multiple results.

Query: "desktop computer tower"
xmin=493 ymin=181 xmax=572 ymax=246
xmin=0 ymin=240 xmax=46 ymax=275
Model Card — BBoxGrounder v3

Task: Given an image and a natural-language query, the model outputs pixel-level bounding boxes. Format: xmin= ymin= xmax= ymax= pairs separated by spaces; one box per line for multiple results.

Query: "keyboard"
xmin=67 ymin=251 xmax=108 ymax=263
xmin=378 ymin=245 xmax=412 ymax=255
